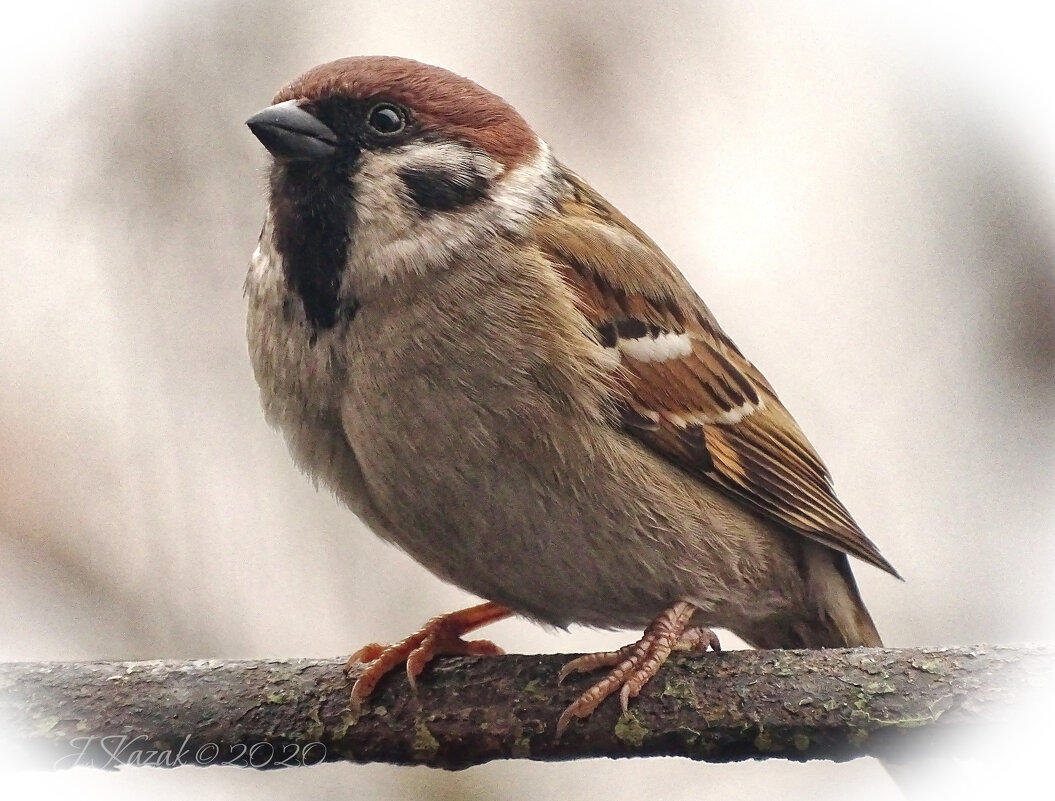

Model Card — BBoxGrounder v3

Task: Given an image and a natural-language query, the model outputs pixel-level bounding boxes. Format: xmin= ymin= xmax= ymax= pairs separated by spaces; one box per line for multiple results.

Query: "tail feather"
xmin=826 ymin=550 xmax=883 ymax=647
xmin=746 ymin=545 xmax=883 ymax=649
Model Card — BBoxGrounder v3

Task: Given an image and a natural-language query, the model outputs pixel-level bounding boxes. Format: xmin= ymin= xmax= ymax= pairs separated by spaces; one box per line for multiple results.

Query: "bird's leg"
xmin=344 ymin=601 xmax=513 ymax=711
xmin=555 ymin=601 xmax=720 ymax=738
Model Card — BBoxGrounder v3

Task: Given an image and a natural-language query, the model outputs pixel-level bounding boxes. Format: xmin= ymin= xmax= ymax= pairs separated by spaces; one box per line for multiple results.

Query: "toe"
xmin=553 ymin=601 xmax=704 ymax=737
xmin=557 ymin=646 xmax=631 ymax=685
xmin=675 ymin=627 xmax=721 ymax=654
xmin=345 ymin=603 xmax=513 ymax=704
xmin=345 ymin=643 xmax=386 ymax=673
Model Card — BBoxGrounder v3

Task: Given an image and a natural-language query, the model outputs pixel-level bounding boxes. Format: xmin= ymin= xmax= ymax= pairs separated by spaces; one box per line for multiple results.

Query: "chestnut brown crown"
xmin=274 ymin=56 xmax=538 ymax=167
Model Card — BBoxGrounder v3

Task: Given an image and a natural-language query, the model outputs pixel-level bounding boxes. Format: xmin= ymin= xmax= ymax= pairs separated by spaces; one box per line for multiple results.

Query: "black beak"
xmin=246 ymin=100 xmax=338 ymax=161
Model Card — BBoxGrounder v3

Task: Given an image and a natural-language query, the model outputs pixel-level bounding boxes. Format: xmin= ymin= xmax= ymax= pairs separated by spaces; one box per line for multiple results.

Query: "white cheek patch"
xmin=618 ymin=331 xmax=693 ymax=363
xmin=360 ymin=140 xmax=501 ymax=185
xmin=352 ymin=141 xmax=501 ymax=239
xmin=347 ymin=136 xmax=562 ymax=295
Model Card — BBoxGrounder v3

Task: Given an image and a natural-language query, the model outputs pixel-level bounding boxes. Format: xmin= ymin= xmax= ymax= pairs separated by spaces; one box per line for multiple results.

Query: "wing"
xmin=537 ymin=169 xmax=898 ymax=577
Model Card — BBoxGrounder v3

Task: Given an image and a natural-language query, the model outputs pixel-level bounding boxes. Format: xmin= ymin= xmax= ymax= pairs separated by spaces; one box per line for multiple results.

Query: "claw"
xmin=555 ymin=602 xmax=719 ymax=739
xmin=345 ymin=602 xmax=512 ymax=710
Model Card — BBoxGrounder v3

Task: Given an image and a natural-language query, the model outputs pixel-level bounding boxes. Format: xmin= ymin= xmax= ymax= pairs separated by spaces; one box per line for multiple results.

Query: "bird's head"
xmin=246 ymin=57 xmax=560 ymax=329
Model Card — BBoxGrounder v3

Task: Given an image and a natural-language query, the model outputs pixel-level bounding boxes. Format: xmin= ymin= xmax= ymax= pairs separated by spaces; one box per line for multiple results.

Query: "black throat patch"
xmin=270 ymin=161 xmax=357 ymax=331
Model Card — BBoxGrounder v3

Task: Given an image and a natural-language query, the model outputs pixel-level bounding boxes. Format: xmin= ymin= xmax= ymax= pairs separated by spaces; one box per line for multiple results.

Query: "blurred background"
xmin=2 ymin=1 xmax=1053 ymax=798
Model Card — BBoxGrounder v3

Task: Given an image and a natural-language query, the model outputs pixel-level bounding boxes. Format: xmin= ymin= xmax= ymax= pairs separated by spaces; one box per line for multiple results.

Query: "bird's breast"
xmin=245 ymin=223 xmax=350 ymax=425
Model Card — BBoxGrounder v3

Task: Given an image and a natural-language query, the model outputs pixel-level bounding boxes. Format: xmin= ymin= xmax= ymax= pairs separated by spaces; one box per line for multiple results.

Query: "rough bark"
xmin=0 ymin=645 xmax=1049 ymax=771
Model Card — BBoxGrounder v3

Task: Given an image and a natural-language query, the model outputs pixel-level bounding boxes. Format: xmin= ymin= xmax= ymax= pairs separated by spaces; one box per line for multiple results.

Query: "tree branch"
xmin=1 ymin=646 xmax=1049 ymax=770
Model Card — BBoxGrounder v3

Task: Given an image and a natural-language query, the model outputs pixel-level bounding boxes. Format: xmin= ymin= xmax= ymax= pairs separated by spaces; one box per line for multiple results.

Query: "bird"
xmin=244 ymin=55 xmax=897 ymax=737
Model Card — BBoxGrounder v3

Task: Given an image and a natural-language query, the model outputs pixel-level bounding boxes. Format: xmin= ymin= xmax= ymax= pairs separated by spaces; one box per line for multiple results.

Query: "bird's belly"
xmin=328 ymin=265 xmax=805 ymax=633
xmin=345 ymin=420 xmax=667 ymax=625
xmin=339 ymin=365 xmax=793 ymax=630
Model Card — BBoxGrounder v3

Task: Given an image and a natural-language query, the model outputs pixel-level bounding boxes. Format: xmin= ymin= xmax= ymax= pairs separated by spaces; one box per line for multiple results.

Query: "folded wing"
xmin=538 ymin=170 xmax=898 ymax=577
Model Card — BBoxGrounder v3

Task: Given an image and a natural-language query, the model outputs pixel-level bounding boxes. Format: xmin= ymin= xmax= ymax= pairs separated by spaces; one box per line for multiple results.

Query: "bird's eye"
xmin=367 ymin=103 xmax=406 ymax=135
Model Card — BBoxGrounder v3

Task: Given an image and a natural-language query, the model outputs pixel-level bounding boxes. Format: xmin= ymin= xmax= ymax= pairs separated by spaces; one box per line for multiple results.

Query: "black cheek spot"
xmin=398 ymin=165 xmax=490 ymax=212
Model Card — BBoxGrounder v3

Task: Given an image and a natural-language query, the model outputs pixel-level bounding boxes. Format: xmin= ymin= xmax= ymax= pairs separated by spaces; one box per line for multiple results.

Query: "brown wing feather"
xmin=539 ymin=169 xmax=899 ymax=577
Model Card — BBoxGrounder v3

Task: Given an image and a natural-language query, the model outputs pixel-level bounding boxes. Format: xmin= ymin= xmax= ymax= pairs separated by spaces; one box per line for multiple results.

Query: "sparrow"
xmin=244 ymin=56 xmax=898 ymax=737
